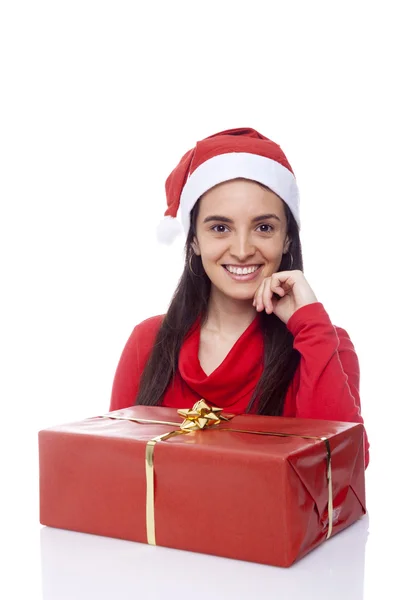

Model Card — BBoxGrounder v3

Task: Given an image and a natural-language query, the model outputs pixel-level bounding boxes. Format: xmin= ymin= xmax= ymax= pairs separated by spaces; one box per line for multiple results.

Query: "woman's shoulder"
xmin=135 ymin=313 xmax=165 ymax=329
xmin=133 ymin=314 xmax=165 ymax=337
xmin=120 ymin=314 xmax=166 ymax=362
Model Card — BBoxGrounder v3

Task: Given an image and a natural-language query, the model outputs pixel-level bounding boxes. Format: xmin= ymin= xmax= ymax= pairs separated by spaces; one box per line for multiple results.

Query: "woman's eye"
xmin=211 ymin=225 xmax=229 ymax=233
xmin=257 ymin=224 xmax=274 ymax=233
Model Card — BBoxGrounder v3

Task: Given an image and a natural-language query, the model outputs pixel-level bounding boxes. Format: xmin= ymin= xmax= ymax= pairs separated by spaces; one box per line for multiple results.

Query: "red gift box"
xmin=38 ymin=403 xmax=366 ymax=567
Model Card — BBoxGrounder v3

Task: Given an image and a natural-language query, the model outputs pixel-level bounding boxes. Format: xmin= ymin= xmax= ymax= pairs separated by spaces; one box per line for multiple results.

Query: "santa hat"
xmin=157 ymin=127 xmax=300 ymax=244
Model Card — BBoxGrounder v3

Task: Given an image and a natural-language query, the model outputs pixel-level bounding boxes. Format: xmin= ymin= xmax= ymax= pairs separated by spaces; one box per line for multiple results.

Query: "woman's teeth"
xmin=225 ymin=265 xmax=260 ymax=275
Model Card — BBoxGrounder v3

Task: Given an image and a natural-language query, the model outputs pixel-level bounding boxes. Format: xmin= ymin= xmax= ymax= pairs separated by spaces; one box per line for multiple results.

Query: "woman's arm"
xmin=109 ymin=326 xmax=142 ymax=411
xmin=286 ymin=302 xmax=370 ymax=467
xmin=109 ymin=315 xmax=164 ymax=411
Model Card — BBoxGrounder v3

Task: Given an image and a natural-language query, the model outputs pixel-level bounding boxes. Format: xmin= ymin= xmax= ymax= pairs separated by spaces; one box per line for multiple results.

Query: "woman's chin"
xmin=210 ymin=284 xmax=256 ymax=303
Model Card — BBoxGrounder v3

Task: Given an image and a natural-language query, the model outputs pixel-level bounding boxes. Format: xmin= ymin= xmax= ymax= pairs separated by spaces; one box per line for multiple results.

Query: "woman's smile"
xmin=222 ymin=263 xmax=263 ymax=282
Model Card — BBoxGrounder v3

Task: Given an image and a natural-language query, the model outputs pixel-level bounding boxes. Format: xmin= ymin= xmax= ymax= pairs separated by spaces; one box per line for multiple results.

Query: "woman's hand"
xmin=252 ymin=270 xmax=318 ymax=324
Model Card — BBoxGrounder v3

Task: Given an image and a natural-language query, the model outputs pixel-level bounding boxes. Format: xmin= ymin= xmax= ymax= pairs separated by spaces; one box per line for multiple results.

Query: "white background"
xmin=1 ymin=1 xmax=399 ymax=598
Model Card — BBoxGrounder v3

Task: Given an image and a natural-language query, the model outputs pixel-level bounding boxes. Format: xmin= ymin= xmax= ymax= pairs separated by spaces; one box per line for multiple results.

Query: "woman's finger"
xmin=271 ymin=272 xmax=294 ymax=295
xmin=262 ymin=277 xmax=273 ymax=313
xmin=253 ymin=278 xmax=267 ymax=311
xmin=254 ymin=271 xmax=297 ymax=311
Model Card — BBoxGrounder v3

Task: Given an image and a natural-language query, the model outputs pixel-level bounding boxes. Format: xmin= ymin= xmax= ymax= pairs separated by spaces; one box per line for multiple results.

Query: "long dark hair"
xmin=135 ymin=192 xmax=303 ymax=415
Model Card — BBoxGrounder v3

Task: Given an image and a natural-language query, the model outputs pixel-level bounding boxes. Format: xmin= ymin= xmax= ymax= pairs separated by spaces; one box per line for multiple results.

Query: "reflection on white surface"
xmin=41 ymin=516 xmax=369 ymax=600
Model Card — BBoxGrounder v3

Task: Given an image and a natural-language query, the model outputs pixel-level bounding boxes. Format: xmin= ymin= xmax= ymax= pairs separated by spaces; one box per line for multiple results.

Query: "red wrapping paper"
xmin=38 ymin=406 xmax=366 ymax=567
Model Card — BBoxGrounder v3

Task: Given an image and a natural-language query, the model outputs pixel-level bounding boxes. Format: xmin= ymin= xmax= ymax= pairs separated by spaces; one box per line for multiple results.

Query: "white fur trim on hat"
xmin=156 ymin=215 xmax=184 ymax=245
xmin=179 ymin=152 xmax=300 ymax=235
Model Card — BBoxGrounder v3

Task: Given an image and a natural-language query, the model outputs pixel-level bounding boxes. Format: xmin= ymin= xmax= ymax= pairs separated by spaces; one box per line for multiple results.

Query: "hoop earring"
xmin=189 ymin=251 xmax=200 ymax=277
xmin=288 ymin=251 xmax=293 ymax=270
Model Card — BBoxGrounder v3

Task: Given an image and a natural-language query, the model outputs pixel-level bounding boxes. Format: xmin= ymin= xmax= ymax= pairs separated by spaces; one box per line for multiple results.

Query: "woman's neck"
xmin=203 ymin=287 xmax=258 ymax=337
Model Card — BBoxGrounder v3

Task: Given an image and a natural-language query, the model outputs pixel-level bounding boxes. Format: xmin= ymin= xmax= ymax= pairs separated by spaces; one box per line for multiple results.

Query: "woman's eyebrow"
xmin=203 ymin=213 xmax=281 ymax=224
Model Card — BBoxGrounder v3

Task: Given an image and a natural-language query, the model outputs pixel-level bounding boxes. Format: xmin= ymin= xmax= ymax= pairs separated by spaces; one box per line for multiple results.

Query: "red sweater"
xmin=110 ymin=302 xmax=369 ymax=467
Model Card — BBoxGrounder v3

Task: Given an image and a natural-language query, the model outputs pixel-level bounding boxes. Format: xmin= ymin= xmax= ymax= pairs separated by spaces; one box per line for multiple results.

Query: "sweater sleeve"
xmin=109 ymin=315 xmax=164 ymax=412
xmin=109 ymin=325 xmax=142 ymax=411
xmin=286 ymin=302 xmax=370 ymax=468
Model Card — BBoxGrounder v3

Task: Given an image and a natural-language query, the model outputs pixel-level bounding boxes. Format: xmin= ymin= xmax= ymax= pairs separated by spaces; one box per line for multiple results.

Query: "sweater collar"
xmin=178 ymin=312 xmax=264 ymax=408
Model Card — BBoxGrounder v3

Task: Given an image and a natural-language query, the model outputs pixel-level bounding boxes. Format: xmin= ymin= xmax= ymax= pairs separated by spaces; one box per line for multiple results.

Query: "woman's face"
xmin=191 ymin=178 xmax=290 ymax=303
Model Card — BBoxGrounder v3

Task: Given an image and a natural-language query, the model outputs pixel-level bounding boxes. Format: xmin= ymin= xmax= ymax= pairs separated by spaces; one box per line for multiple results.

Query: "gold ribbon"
xmin=102 ymin=400 xmax=333 ymax=546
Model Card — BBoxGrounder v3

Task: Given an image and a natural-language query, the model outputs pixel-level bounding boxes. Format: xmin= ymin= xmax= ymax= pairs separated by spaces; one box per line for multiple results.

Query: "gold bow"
xmin=177 ymin=400 xmax=229 ymax=431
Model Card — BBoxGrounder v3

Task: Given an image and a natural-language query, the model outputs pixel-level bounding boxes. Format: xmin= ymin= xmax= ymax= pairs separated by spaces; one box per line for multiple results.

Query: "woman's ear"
xmin=283 ymin=236 xmax=291 ymax=254
xmin=191 ymin=237 xmax=201 ymax=256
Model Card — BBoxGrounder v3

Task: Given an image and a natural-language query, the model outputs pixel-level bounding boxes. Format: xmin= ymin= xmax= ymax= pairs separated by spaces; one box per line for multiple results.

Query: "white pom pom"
xmin=156 ymin=215 xmax=184 ymax=245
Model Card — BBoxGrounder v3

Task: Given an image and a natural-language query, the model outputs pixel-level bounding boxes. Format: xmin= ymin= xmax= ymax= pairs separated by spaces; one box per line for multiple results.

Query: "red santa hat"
xmin=157 ymin=127 xmax=300 ymax=244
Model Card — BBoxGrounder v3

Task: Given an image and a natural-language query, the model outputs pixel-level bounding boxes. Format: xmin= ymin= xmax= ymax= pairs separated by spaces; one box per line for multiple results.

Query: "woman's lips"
xmin=222 ymin=265 xmax=262 ymax=282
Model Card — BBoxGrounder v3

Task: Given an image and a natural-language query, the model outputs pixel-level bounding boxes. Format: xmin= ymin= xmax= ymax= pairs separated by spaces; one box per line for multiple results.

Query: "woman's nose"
xmin=229 ymin=233 xmax=256 ymax=260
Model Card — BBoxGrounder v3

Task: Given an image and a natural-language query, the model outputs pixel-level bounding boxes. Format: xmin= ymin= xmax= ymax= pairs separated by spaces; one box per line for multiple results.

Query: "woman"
xmin=110 ymin=127 xmax=369 ymax=467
